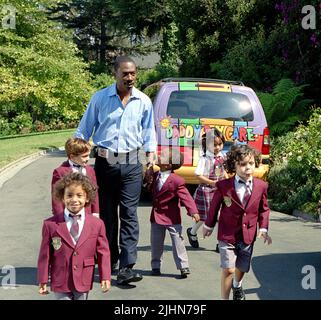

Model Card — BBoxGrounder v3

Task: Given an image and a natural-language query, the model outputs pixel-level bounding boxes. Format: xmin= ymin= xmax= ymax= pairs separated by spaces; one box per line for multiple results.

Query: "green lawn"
xmin=0 ymin=129 xmax=76 ymax=169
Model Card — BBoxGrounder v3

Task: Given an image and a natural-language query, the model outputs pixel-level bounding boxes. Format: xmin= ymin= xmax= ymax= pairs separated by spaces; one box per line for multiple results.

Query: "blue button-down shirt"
xmin=75 ymin=83 xmax=157 ymax=153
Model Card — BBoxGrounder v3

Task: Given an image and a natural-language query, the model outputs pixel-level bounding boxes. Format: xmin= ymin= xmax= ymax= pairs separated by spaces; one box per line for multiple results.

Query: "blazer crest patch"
xmin=52 ymin=237 xmax=62 ymax=250
xmin=223 ymin=196 xmax=232 ymax=207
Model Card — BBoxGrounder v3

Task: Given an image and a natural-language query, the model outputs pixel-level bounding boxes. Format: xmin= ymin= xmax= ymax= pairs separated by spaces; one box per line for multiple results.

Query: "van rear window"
xmin=167 ymin=91 xmax=254 ymax=121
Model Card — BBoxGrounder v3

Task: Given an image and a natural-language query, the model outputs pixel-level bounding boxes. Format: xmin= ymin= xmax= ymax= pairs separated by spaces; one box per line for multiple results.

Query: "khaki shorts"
xmin=218 ymin=240 xmax=254 ymax=273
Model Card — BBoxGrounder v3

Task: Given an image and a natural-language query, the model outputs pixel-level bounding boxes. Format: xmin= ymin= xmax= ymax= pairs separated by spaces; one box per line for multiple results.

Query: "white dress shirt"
xmin=68 ymin=160 xmax=87 ymax=175
xmin=234 ymin=174 xmax=253 ymax=205
xmin=195 ymin=151 xmax=224 ymax=176
xmin=157 ymin=170 xmax=171 ymax=190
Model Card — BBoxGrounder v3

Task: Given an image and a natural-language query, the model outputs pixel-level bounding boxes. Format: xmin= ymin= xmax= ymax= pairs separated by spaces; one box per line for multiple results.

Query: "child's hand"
xmin=257 ymin=231 xmax=272 ymax=245
xmin=38 ymin=283 xmax=49 ymax=295
xmin=93 ymin=213 xmax=100 ymax=219
xmin=101 ymin=280 xmax=111 ymax=293
xmin=144 ymin=166 xmax=154 ymax=184
xmin=210 ymin=180 xmax=216 ymax=187
xmin=202 ymin=226 xmax=213 ymax=238
xmin=192 ymin=213 xmax=200 ymax=222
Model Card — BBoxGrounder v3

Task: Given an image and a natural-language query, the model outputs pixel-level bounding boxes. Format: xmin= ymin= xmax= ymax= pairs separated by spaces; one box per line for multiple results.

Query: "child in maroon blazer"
xmin=149 ymin=147 xmax=200 ymax=278
xmin=203 ymin=145 xmax=272 ymax=300
xmin=38 ymin=172 xmax=111 ymax=300
xmin=51 ymin=137 xmax=99 ymax=217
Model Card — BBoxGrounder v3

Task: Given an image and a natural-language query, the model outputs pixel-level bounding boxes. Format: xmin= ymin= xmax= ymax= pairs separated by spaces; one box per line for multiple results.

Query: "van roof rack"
xmin=161 ymin=77 xmax=244 ymax=86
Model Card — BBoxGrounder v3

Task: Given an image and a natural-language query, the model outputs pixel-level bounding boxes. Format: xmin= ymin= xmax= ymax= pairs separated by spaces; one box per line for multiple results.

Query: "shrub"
xmin=49 ymin=120 xmax=66 ymax=131
xmin=91 ymin=73 xmax=114 ymax=90
xmin=11 ymin=113 xmax=33 ymax=134
xmin=137 ymin=63 xmax=179 ymax=90
xmin=258 ymin=78 xmax=313 ymax=137
xmin=268 ymin=109 xmax=321 ymax=217
xmin=33 ymin=120 xmax=47 ymax=132
xmin=143 ymin=84 xmax=160 ymax=102
xmin=0 ymin=117 xmax=13 ymax=136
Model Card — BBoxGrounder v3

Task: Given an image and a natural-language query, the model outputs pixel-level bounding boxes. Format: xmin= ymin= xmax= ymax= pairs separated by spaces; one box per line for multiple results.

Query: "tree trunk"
xmin=99 ymin=10 xmax=107 ymax=66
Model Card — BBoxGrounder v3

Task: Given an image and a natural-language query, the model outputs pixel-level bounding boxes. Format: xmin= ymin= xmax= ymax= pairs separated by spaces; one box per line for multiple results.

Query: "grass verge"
xmin=0 ymin=129 xmax=75 ymax=169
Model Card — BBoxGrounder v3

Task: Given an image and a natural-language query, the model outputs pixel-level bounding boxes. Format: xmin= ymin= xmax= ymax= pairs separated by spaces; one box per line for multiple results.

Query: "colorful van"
xmin=150 ymin=78 xmax=270 ymax=184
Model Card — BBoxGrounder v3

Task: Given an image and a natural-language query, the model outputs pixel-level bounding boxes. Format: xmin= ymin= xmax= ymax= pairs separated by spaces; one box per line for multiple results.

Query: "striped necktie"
xmin=69 ymin=214 xmax=81 ymax=242
xmin=155 ymin=172 xmax=162 ymax=193
xmin=239 ymin=180 xmax=252 ymax=207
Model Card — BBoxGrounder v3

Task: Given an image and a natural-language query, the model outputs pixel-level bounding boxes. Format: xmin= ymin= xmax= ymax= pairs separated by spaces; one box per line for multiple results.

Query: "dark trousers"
xmin=95 ymin=156 xmax=143 ymax=269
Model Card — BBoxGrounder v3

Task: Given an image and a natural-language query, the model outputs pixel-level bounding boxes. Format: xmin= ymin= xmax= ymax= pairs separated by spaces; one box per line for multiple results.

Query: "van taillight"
xmin=262 ymin=127 xmax=270 ymax=155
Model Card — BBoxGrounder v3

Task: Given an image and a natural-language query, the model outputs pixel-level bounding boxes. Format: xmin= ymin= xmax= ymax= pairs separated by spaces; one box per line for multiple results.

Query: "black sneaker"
xmin=111 ymin=262 xmax=118 ymax=274
xmin=117 ymin=267 xmax=143 ymax=285
xmin=180 ymin=268 xmax=190 ymax=278
xmin=151 ymin=268 xmax=161 ymax=276
xmin=187 ymin=228 xmax=199 ymax=248
xmin=232 ymin=285 xmax=246 ymax=300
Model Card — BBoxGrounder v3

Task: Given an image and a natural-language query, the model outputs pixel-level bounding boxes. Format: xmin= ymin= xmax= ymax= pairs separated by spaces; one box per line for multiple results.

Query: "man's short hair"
xmin=114 ymin=56 xmax=136 ymax=71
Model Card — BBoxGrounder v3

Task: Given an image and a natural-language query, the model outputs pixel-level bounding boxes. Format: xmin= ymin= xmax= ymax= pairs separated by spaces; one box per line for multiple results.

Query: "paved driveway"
xmin=0 ymin=150 xmax=321 ymax=300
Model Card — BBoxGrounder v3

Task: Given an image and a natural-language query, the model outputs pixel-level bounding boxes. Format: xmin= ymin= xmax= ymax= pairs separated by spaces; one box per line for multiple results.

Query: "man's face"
xmin=115 ymin=61 xmax=137 ymax=93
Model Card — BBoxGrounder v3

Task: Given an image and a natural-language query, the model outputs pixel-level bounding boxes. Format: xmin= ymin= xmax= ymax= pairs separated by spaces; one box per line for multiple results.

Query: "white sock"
xmin=233 ymin=278 xmax=242 ymax=288
xmin=191 ymin=220 xmax=203 ymax=235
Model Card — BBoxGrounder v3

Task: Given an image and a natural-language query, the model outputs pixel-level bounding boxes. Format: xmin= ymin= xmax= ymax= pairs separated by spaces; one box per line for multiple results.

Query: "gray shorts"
xmin=218 ymin=240 xmax=254 ymax=273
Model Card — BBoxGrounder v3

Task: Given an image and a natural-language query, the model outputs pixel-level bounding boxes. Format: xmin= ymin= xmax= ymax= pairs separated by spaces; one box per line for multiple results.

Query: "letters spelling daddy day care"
xmin=165 ymin=123 xmax=256 ymax=143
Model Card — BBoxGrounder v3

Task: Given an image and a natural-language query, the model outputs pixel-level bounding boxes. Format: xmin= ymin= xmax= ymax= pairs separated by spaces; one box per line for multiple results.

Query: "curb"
xmin=292 ymin=209 xmax=320 ymax=223
xmin=0 ymin=147 xmax=64 ymax=189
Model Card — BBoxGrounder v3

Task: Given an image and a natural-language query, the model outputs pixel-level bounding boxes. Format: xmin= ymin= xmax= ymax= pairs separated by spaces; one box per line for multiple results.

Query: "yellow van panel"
xmin=200 ymin=118 xmax=233 ymax=126
xmin=174 ymin=164 xmax=269 ymax=184
xmin=198 ymin=83 xmax=231 ymax=92
xmin=193 ymin=148 xmax=200 ymax=167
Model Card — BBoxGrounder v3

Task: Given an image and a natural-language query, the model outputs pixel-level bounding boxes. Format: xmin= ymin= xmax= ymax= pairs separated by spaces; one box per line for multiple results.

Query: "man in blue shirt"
xmin=75 ymin=56 xmax=156 ymax=285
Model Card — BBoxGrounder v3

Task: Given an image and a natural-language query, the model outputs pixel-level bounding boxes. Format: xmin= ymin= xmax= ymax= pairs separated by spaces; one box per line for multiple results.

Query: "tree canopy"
xmin=1 ymin=0 xmax=320 ymax=135
xmin=0 ymin=0 xmax=94 ymax=134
